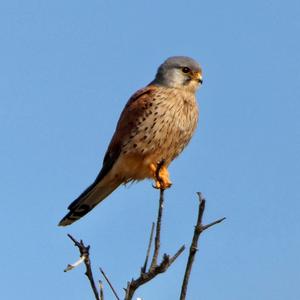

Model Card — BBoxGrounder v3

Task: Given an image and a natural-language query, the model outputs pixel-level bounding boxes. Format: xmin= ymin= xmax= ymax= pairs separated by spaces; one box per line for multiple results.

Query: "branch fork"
xmin=63 ymin=165 xmax=226 ymax=300
xmin=124 ymin=188 xmax=185 ymax=300
xmin=179 ymin=192 xmax=226 ymax=300
xmin=65 ymin=234 xmax=101 ymax=300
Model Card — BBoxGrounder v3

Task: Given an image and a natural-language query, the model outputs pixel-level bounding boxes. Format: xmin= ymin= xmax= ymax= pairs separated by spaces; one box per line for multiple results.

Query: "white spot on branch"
xmin=64 ymin=255 xmax=86 ymax=272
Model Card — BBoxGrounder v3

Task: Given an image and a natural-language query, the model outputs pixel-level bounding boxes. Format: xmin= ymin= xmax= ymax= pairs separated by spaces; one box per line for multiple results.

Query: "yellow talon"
xmin=150 ymin=162 xmax=172 ymax=190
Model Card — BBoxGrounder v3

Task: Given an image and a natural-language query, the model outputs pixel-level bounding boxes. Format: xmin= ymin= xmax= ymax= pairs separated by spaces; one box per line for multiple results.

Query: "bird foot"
xmin=150 ymin=161 xmax=172 ymax=190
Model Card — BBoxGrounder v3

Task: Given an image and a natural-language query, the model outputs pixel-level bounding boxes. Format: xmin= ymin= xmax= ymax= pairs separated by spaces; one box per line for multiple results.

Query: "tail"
xmin=59 ymin=177 xmax=121 ymax=226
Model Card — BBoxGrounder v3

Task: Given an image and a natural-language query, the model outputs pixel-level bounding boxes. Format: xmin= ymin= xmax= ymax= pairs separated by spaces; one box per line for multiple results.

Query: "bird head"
xmin=153 ymin=56 xmax=203 ymax=93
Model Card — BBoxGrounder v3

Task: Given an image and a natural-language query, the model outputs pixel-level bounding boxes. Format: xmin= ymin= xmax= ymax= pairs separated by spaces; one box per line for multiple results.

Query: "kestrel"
xmin=59 ymin=56 xmax=203 ymax=226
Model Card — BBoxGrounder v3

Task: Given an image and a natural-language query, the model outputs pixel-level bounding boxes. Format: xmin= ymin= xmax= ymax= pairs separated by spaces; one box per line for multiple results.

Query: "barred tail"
xmin=58 ymin=178 xmax=121 ymax=226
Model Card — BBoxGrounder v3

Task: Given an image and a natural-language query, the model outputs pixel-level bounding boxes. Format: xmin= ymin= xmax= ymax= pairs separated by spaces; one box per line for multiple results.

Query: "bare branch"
xmin=141 ymin=222 xmax=155 ymax=274
xmin=202 ymin=217 xmax=226 ymax=231
xmin=63 ymin=185 xmax=225 ymax=300
xmin=66 ymin=234 xmax=99 ymax=300
xmin=169 ymin=245 xmax=186 ymax=264
xmin=125 ymin=245 xmax=185 ymax=299
xmin=125 ymin=177 xmax=185 ymax=300
xmin=99 ymin=281 xmax=104 ymax=300
xmin=180 ymin=193 xmax=226 ymax=300
xmin=100 ymin=268 xmax=120 ymax=300
xmin=149 ymin=188 xmax=164 ymax=271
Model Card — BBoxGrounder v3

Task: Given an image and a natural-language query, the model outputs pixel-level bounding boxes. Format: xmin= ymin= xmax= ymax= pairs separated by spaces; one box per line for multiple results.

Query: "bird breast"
xmin=121 ymin=87 xmax=199 ymax=170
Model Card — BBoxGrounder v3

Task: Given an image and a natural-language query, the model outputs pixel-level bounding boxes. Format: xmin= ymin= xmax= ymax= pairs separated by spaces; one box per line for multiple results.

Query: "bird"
xmin=59 ymin=56 xmax=203 ymax=226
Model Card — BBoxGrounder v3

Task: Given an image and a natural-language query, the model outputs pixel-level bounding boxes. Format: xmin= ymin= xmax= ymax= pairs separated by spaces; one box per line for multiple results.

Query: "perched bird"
xmin=59 ymin=56 xmax=203 ymax=226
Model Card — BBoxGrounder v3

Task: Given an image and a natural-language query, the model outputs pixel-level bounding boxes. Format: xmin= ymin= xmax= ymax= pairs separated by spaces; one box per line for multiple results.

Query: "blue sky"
xmin=0 ymin=0 xmax=299 ymax=299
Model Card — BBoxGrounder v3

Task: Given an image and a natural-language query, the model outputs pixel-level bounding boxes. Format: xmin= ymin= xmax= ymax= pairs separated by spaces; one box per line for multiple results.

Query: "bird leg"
xmin=150 ymin=160 xmax=172 ymax=190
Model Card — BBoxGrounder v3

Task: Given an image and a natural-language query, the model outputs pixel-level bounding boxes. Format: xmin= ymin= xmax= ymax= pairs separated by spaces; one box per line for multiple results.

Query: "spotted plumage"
xmin=59 ymin=56 xmax=203 ymax=226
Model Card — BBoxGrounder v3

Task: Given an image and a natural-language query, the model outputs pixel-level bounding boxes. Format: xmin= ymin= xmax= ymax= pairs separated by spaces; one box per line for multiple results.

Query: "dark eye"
xmin=182 ymin=67 xmax=190 ymax=73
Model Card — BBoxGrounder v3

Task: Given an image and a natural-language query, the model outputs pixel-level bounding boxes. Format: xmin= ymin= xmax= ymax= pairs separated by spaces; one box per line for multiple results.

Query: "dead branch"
xmin=179 ymin=192 xmax=226 ymax=300
xmin=65 ymin=234 xmax=100 ymax=300
xmin=99 ymin=281 xmax=104 ymax=300
xmin=150 ymin=188 xmax=164 ymax=271
xmin=63 ymin=173 xmax=225 ymax=300
xmin=124 ymin=187 xmax=185 ymax=300
xmin=100 ymin=268 xmax=120 ymax=300
xmin=141 ymin=222 xmax=155 ymax=274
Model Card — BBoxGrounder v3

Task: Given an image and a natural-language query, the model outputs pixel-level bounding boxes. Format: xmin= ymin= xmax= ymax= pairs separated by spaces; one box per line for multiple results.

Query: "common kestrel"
xmin=59 ymin=56 xmax=203 ymax=226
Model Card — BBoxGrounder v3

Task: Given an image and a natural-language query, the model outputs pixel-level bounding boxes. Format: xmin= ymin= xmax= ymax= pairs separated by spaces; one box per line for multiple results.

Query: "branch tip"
xmin=180 ymin=193 xmax=225 ymax=300
xmin=65 ymin=234 xmax=99 ymax=300
xmin=100 ymin=268 xmax=120 ymax=300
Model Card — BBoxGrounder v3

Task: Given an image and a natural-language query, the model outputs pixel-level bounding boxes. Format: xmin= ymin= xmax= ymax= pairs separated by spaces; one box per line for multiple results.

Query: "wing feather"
xmin=59 ymin=85 xmax=159 ymax=225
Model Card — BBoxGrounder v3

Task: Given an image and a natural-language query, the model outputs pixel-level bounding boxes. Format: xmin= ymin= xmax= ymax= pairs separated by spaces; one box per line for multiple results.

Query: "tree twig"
xmin=149 ymin=188 xmax=164 ymax=271
xmin=125 ymin=245 xmax=185 ymax=299
xmin=63 ymin=181 xmax=225 ymax=300
xmin=180 ymin=192 xmax=226 ymax=300
xmin=66 ymin=234 xmax=100 ymax=300
xmin=99 ymin=281 xmax=104 ymax=300
xmin=125 ymin=162 xmax=186 ymax=299
xmin=141 ymin=222 xmax=155 ymax=274
xmin=100 ymin=268 xmax=120 ymax=300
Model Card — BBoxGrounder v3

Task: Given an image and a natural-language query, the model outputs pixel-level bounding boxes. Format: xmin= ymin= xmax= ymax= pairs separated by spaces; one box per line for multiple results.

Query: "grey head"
xmin=152 ymin=56 xmax=203 ymax=92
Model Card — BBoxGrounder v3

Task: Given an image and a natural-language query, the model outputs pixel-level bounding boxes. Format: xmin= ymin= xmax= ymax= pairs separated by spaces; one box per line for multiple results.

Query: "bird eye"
xmin=182 ymin=67 xmax=190 ymax=73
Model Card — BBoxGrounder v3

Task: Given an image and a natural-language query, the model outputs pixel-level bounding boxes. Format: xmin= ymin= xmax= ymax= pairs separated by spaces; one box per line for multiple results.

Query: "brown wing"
xmin=99 ymin=85 xmax=158 ymax=178
xmin=65 ymin=85 xmax=157 ymax=213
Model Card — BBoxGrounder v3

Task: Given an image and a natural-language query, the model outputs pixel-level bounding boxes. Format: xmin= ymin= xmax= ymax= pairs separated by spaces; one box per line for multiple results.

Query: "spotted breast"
xmin=107 ymin=85 xmax=199 ymax=182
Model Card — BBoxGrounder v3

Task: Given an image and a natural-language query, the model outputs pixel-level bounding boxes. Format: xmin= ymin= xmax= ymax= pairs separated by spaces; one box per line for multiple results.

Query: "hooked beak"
xmin=191 ymin=71 xmax=203 ymax=84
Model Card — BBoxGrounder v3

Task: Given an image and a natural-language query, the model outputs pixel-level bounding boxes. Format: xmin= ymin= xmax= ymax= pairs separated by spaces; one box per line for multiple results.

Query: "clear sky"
xmin=1 ymin=0 xmax=299 ymax=299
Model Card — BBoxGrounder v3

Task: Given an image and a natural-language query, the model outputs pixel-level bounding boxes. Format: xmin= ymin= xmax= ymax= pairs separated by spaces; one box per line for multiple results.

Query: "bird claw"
xmin=150 ymin=161 xmax=172 ymax=190
xmin=152 ymin=180 xmax=172 ymax=190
